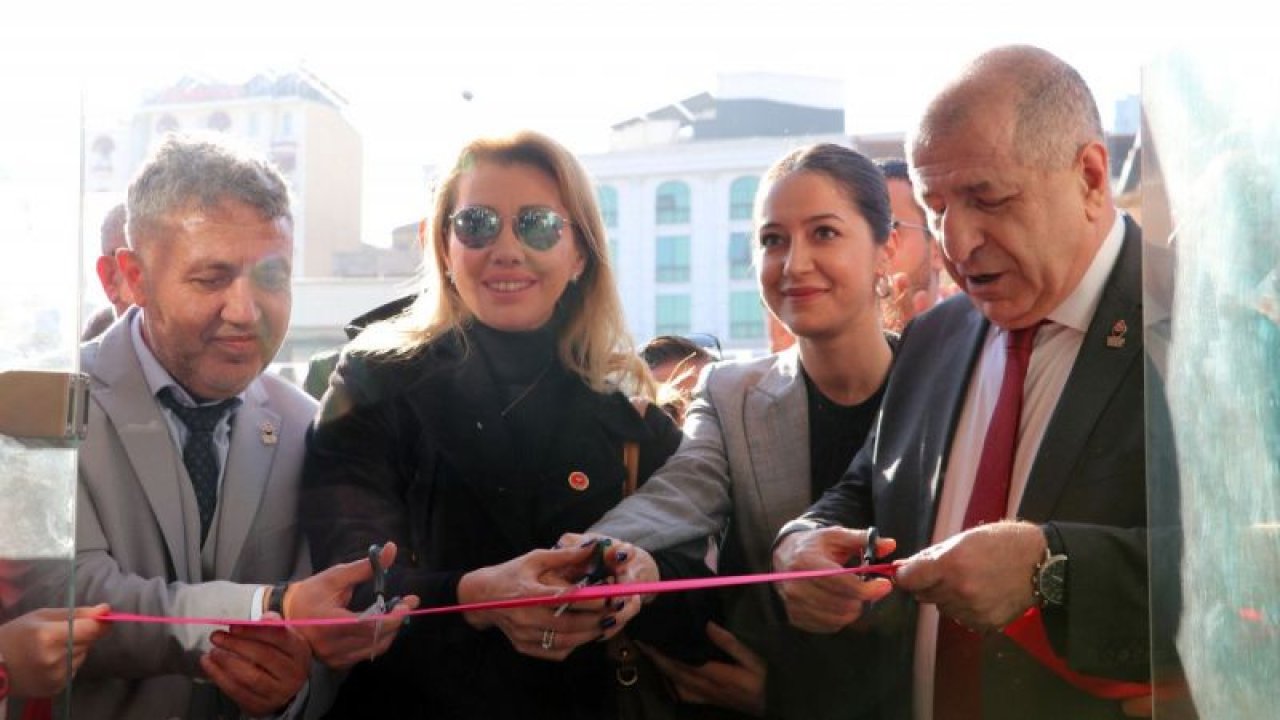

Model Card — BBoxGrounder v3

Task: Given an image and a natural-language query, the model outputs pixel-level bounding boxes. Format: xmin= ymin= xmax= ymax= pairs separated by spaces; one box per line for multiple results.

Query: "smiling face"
xmin=911 ymin=92 xmax=1110 ymax=330
xmin=445 ymin=161 xmax=586 ymax=332
xmin=756 ymin=170 xmax=889 ymax=342
xmin=120 ymin=199 xmax=293 ymax=401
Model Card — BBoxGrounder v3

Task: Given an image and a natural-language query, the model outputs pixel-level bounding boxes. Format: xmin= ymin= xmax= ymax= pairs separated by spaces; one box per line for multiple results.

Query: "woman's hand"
xmin=639 ymin=621 xmax=767 ymax=717
xmin=0 ymin=605 xmax=111 ymax=698
xmin=458 ymin=543 xmax=621 ymax=661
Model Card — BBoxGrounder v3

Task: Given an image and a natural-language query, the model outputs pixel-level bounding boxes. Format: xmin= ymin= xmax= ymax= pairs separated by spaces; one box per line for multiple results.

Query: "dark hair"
xmin=876 ymin=158 xmax=911 ymax=183
xmin=762 ymin=144 xmax=892 ymax=244
xmin=640 ymin=335 xmax=714 ymax=369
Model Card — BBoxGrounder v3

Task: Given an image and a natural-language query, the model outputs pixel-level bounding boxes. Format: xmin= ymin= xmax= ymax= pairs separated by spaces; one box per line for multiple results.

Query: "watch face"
xmin=1039 ymin=555 xmax=1068 ymax=605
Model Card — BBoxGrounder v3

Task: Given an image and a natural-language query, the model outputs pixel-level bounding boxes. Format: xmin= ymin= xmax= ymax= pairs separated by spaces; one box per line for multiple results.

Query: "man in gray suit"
xmin=57 ymin=134 xmax=408 ymax=719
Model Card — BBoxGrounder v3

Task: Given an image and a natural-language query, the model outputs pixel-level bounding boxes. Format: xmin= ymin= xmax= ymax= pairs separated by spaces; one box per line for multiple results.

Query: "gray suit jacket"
xmin=61 ymin=309 xmax=317 ymax=719
xmin=593 ymin=347 xmax=811 ymax=569
xmin=593 ymin=349 xmax=879 ymax=718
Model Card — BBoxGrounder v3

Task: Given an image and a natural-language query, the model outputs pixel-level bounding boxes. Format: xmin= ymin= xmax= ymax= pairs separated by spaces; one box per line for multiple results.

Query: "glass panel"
xmin=729 ymin=291 xmax=765 ymax=339
xmin=597 ymin=185 xmax=619 ymax=228
xmin=728 ymin=232 xmax=753 ymax=280
xmin=1143 ymin=48 xmax=1280 ymax=719
xmin=656 ymin=235 xmax=691 ymax=283
xmin=0 ymin=75 xmax=83 ymax=716
xmin=729 ymin=175 xmax=759 ymax=220
xmin=655 ymin=295 xmax=692 ymax=336
xmin=655 ymin=181 xmax=691 ymax=225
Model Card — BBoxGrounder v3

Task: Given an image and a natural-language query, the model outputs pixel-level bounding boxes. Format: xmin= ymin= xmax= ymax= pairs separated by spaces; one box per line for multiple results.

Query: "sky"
xmin=0 ymin=0 xmax=1264 ymax=251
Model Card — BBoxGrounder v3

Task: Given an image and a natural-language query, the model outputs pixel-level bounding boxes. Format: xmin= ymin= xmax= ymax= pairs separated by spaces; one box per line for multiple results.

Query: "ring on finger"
xmin=540 ymin=628 xmax=556 ymax=650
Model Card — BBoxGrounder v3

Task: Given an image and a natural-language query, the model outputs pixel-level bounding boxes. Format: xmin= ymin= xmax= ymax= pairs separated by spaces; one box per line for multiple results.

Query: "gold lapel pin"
xmin=1106 ymin=319 xmax=1128 ymax=349
xmin=260 ymin=421 xmax=278 ymax=446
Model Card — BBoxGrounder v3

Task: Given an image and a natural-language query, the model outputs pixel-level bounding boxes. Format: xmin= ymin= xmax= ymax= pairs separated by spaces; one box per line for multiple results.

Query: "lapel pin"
xmin=567 ymin=471 xmax=590 ymax=492
xmin=260 ymin=421 xmax=278 ymax=446
xmin=1106 ymin=319 xmax=1128 ymax=349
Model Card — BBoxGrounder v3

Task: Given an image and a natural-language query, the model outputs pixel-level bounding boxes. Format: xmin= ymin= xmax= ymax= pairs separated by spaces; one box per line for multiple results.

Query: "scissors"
xmin=847 ymin=526 xmax=890 ymax=580
xmin=359 ymin=544 xmax=401 ymax=658
xmin=553 ymin=538 xmax=613 ymax=617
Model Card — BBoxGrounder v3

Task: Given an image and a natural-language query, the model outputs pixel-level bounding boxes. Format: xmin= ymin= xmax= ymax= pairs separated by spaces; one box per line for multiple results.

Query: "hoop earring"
xmin=874 ymin=272 xmax=892 ymax=299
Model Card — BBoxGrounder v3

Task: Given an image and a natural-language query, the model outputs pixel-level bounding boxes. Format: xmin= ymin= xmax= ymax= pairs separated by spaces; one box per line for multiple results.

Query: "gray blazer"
xmin=60 ymin=309 xmax=317 ymax=719
xmin=592 ymin=347 xmax=811 ymax=571
xmin=593 ymin=349 xmax=877 ymax=718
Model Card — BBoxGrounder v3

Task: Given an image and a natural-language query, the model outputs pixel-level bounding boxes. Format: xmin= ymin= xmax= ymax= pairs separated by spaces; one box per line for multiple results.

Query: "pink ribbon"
xmin=100 ymin=562 xmax=899 ymax=627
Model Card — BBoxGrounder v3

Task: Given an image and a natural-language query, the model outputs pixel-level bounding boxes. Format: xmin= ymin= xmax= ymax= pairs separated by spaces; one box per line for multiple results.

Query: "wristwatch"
xmin=1033 ymin=525 xmax=1068 ymax=607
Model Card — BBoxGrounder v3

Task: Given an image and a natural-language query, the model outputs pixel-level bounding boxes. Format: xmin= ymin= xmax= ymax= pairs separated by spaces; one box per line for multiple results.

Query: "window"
xmin=597 ymin=185 xmax=618 ymax=228
xmin=730 ymin=291 xmax=765 ymax=339
xmin=156 ymin=114 xmax=179 ymax=133
xmin=655 ymin=181 xmax=691 ymax=224
xmin=280 ymin=111 xmax=293 ymax=138
xmin=607 ymin=236 xmax=619 ymax=271
xmin=728 ymin=232 xmax=753 ymax=280
xmin=655 ymin=295 xmax=691 ymax=336
xmin=656 ymin=235 xmax=690 ymax=283
xmin=207 ymin=111 xmax=232 ymax=131
xmin=729 ymin=176 xmax=759 ymax=220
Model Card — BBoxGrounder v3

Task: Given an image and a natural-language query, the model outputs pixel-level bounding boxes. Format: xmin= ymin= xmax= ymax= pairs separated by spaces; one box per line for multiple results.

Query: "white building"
xmin=581 ymin=73 xmax=857 ymax=356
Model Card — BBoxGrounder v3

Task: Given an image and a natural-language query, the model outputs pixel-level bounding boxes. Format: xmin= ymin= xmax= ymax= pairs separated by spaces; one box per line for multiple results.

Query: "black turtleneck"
xmin=468 ymin=318 xmax=560 ymax=412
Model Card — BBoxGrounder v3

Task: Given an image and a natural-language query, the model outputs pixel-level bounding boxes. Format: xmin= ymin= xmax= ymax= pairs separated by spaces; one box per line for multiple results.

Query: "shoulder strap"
xmin=621 ymin=396 xmax=649 ymax=497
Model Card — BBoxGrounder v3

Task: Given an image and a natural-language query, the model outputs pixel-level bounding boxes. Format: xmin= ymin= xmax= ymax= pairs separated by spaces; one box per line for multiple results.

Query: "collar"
xmin=1046 ymin=213 xmax=1126 ymax=333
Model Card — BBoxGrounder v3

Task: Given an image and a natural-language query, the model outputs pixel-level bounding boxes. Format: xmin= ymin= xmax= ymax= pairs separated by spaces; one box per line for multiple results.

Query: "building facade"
xmin=85 ymin=69 xmax=364 ymax=279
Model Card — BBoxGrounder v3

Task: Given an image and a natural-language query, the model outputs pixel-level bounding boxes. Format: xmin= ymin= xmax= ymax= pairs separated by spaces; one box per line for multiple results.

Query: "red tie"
xmin=935 ymin=324 xmax=1041 ymax=720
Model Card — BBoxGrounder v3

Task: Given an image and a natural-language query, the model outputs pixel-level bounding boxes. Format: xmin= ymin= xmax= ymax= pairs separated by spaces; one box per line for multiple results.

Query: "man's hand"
xmin=201 ymin=617 xmax=310 ymax=717
xmin=283 ymin=541 xmax=419 ymax=669
xmin=0 ymin=605 xmax=111 ymax=697
xmin=772 ymin=526 xmax=895 ymax=633
xmin=894 ymin=521 xmax=1045 ymax=632
xmin=639 ymin=621 xmax=767 ymax=717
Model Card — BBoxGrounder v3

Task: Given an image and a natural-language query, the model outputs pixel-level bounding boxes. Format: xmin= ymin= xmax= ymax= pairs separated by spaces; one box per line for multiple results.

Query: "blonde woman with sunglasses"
xmin=300 ymin=131 xmax=682 ymax=718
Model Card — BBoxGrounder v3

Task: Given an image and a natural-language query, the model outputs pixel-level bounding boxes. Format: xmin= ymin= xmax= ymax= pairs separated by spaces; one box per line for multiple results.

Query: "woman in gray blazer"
xmin=585 ymin=144 xmax=902 ymax=719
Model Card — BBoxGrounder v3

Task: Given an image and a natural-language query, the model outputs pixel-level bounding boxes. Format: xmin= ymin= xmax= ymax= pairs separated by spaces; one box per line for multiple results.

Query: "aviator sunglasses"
xmin=449 ymin=205 xmax=573 ymax=251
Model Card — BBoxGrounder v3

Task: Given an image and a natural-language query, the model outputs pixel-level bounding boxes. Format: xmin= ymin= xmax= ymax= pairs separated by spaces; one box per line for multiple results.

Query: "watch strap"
xmin=266 ymin=582 xmax=290 ymax=619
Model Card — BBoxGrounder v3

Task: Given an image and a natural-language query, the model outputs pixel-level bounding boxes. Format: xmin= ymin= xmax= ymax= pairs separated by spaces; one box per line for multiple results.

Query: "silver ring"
xmin=540 ymin=628 xmax=556 ymax=650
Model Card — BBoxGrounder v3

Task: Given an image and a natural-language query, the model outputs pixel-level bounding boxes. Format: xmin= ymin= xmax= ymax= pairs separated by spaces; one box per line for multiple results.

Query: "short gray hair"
xmin=127 ymin=133 xmax=291 ymax=247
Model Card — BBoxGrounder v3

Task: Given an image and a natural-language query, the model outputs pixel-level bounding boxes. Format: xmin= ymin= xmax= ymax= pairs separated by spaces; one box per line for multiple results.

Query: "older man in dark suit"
xmin=772 ymin=46 xmax=1156 ymax=720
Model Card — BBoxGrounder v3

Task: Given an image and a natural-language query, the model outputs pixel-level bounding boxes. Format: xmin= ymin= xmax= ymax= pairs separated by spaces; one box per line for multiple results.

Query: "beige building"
xmin=85 ymin=69 xmax=363 ymax=278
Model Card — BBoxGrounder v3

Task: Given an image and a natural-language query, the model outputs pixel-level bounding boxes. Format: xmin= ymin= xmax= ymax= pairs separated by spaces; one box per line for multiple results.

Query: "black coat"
xmin=302 ymin=328 xmax=682 ymax=719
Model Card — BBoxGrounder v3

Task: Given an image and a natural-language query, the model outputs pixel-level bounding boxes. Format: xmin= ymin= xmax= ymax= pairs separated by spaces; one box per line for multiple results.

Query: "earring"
xmin=571 ymin=273 xmax=580 ymax=284
xmin=874 ymin=272 xmax=892 ymax=299
xmin=445 ymin=269 xmax=455 ymax=284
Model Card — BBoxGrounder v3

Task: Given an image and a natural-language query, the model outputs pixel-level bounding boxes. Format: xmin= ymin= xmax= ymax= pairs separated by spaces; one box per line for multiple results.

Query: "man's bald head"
xmin=910 ymin=45 xmax=1104 ymax=171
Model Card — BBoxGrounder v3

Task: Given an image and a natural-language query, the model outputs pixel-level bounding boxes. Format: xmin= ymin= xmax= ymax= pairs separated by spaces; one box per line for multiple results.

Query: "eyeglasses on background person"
xmin=891 ymin=218 xmax=933 ymax=238
xmin=449 ymin=205 xmax=574 ymax=250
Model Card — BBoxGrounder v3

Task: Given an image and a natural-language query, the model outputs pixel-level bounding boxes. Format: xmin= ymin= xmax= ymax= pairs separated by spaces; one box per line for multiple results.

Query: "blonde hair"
xmin=352 ymin=130 xmax=654 ymax=398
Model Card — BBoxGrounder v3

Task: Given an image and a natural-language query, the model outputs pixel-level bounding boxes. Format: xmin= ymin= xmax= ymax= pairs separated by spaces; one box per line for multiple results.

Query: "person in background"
xmin=41 ymin=134 xmax=411 ymax=720
xmin=580 ymin=143 xmax=901 ymax=719
xmin=640 ymin=334 xmax=717 ymax=424
xmin=876 ymin=159 xmax=944 ymax=332
xmin=81 ymin=203 xmax=134 ymax=341
xmin=773 ymin=45 xmax=1155 ymax=719
xmin=300 ymin=130 xmax=682 ymax=719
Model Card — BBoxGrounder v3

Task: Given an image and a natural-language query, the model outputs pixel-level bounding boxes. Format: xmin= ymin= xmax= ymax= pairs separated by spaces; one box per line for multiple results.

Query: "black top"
xmin=301 ymin=319 xmax=682 ymax=719
xmin=804 ymin=370 xmax=887 ymax=502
